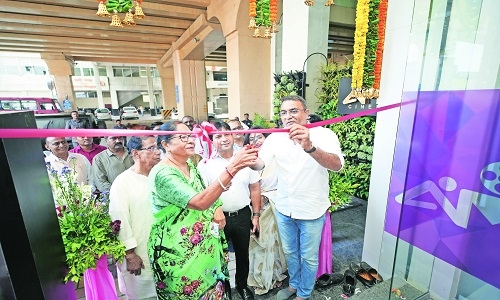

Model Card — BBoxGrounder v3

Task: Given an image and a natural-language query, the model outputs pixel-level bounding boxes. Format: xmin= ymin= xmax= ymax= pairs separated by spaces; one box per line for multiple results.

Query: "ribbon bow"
xmin=192 ymin=122 xmax=218 ymax=161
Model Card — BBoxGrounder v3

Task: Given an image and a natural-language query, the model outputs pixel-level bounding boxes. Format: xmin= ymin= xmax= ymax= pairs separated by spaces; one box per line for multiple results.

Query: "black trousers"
xmin=223 ymin=205 xmax=251 ymax=289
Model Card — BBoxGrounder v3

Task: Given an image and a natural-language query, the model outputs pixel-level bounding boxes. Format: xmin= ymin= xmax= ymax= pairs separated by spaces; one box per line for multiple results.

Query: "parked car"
xmin=95 ymin=108 xmax=111 ymax=120
xmin=121 ymin=106 xmax=139 ymax=119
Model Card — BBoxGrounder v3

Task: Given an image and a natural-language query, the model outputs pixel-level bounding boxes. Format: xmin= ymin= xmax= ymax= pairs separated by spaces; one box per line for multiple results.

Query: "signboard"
xmin=337 ymin=77 xmax=377 ymax=115
xmin=71 ymin=76 xmax=109 ymax=91
xmin=62 ymin=99 xmax=72 ymax=110
xmin=385 ymin=89 xmax=500 ymax=288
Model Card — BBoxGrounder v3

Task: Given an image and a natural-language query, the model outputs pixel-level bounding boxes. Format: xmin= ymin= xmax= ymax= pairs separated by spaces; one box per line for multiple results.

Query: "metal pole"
xmin=301 ymin=52 xmax=328 ymax=98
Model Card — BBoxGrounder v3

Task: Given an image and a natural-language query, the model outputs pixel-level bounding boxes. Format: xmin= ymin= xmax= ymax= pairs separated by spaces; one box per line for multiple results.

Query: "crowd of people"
xmin=43 ymin=95 xmax=343 ymax=300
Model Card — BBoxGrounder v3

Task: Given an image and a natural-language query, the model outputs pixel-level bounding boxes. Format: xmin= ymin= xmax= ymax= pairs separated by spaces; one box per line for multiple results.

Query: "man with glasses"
xmin=109 ymin=136 xmax=161 ymax=300
xmin=257 ymin=95 xmax=344 ymax=300
xmin=45 ymin=137 xmax=93 ymax=188
xmin=228 ymin=119 xmax=246 ymax=150
xmin=181 ymin=115 xmax=195 ymax=131
xmin=197 ymin=121 xmax=261 ymax=300
xmin=93 ymin=136 xmax=134 ymax=192
xmin=69 ymin=133 xmax=106 ymax=164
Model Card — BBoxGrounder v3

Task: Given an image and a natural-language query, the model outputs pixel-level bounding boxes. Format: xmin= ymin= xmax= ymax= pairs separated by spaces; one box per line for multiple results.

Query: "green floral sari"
xmin=147 ymin=160 xmax=229 ymax=300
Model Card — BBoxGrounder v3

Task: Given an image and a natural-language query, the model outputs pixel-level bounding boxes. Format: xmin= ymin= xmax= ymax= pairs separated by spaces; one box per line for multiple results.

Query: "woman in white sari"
xmin=245 ymin=128 xmax=287 ymax=295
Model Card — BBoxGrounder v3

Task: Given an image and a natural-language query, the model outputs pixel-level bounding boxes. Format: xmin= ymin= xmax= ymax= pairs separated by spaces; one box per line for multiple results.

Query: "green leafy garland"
xmin=362 ymin=0 xmax=381 ymax=88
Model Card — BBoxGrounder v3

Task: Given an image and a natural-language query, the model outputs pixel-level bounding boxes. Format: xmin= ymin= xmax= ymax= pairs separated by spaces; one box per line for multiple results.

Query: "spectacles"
xmin=171 ymin=134 xmax=196 ymax=142
xmin=139 ymin=145 xmax=159 ymax=152
xmin=279 ymin=108 xmax=306 ymax=117
xmin=231 ymin=126 xmax=243 ymax=131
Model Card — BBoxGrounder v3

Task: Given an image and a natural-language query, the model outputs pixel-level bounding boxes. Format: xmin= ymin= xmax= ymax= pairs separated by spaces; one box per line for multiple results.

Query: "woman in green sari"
xmin=148 ymin=121 xmax=260 ymax=299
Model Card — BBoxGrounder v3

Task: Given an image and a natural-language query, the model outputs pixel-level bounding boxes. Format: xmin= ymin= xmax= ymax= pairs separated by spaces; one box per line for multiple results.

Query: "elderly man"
xmin=109 ymin=136 xmax=161 ymax=300
xmin=197 ymin=121 xmax=261 ymax=300
xmin=181 ymin=115 xmax=195 ymax=131
xmin=228 ymin=119 xmax=246 ymax=150
xmin=45 ymin=136 xmax=93 ymax=187
xmin=65 ymin=110 xmax=91 ymax=148
xmin=69 ymin=133 xmax=106 ymax=164
xmin=258 ymin=95 xmax=344 ymax=300
xmin=93 ymin=136 xmax=134 ymax=192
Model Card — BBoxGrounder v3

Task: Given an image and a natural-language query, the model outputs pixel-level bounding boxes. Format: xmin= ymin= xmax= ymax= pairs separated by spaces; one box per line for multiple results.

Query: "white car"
xmin=121 ymin=106 xmax=140 ymax=119
xmin=94 ymin=108 xmax=111 ymax=120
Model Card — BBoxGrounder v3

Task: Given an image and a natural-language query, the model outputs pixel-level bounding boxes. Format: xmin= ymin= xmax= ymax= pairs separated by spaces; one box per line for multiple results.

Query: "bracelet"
xmin=253 ymin=212 xmax=261 ymax=217
xmin=304 ymin=145 xmax=317 ymax=153
xmin=225 ymin=166 xmax=234 ymax=179
xmin=217 ymin=176 xmax=230 ymax=191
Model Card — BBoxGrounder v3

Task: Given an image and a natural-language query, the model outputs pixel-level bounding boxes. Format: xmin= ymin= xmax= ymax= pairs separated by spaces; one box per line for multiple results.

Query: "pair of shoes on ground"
xmin=315 ymin=272 xmax=344 ymax=289
xmin=350 ymin=261 xmax=384 ymax=288
xmin=236 ymin=286 xmax=255 ymax=300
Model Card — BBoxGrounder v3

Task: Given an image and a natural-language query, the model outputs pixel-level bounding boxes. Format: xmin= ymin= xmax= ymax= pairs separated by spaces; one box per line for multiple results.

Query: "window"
xmin=113 ymin=67 xmax=123 ymax=77
xmin=82 ymin=68 xmax=94 ymax=76
xmin=98 ymin=67 xmax=107 ymax=76
xmin=131 ymin=67 xmax=140 ymax=77
xmin=1 ymin=100 xmax=22 ymax=110
xmin=20 ymin=100 xmax=37 ymax=110
xmin=75 ymin=91 xmax=98 ymax=98
xmin=74 ymin=68 xmax=82 ymax=76
xmin=213 ymin=71 xmax=227 ymax=81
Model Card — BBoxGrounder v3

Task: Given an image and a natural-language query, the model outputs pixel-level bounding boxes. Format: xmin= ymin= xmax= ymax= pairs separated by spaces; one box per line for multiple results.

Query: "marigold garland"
xmin=351 ymin=0 xmax=370 ymax=89
xmin=249 ymin=0 xmax=257 ymax=29
xmin=373 ymin=0 xmax=388 ymax=90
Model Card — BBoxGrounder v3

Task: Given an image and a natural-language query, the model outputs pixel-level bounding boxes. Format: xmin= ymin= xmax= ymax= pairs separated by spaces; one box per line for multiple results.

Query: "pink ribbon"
xmin=0 ymin=101 xmax=415 ymax=160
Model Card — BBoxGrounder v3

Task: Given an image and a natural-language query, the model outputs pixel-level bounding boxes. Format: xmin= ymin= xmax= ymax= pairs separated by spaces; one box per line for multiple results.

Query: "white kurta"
xmin=109 ymin=169 xmax=157 ymax=300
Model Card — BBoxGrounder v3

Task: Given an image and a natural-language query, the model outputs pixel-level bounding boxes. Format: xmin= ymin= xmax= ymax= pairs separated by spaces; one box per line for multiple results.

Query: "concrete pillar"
xmin=156 ymin=65 xmax=176 ymax=112
xmin=172 ymin=50 xmax=207 ymax=122
xmin=208 ymin=0 xmax=272 ymax=120
xmin=277 ymin=1 xmax=330 ymax=113
xmin=92 ymin=63 xmax=105 ymax=109
xmin=41 ymin=53 xmax=76 ymax=110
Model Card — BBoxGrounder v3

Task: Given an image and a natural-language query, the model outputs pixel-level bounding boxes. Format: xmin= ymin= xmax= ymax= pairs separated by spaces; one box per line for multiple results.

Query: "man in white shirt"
xmin=228 ymin=119 xmax=246 ymax=151
xmin=109 ymin=135 xmax=161 ymax=300
xmin=197 ymin=121 xmax=261 ymax=300
xmin=258 ymin=95 xmax=344 ymax=300
xmin=45 ymin=136 xmax=93 ymax=187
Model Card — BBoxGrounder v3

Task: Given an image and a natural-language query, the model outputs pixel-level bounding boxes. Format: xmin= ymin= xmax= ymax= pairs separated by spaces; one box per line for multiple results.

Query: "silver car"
xmin=95 ymin=108 xmax=111 ymax=120
xmin=121 ymin=106 xmax=140 ymax=119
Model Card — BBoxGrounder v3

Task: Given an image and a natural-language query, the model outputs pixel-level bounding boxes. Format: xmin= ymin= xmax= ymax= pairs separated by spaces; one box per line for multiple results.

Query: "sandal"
xmin=350 ymin=263 xmax=376 ymax=287
xmin=360 ymin=261 xmax=383 ymax=283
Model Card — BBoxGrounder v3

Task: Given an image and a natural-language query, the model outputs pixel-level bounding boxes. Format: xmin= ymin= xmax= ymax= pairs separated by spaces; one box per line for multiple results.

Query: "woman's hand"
xmin=213 ymin=207 xmax=226 ymax=229
xmin=228 ymin=146 xmax=260 ymax=173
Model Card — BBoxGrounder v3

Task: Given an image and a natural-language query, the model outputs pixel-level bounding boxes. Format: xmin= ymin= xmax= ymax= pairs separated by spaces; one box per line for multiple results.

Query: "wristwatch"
xmin=304 ymin=145 xmax=317 ymax=153
xmin=252 ymin=212 xmax=261 ymax=217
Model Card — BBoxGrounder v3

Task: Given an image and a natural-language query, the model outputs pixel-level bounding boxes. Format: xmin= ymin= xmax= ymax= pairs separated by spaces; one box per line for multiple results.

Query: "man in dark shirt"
xmin=114 ymin=119 xmax=127 ymax=129
xmin=65 ymin=110 xmax=91 ymax=148
xmin=242 ymin=113 xmax=253 ymax=128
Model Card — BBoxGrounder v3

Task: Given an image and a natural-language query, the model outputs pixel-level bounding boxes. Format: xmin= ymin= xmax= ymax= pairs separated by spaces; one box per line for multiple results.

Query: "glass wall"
xmin=383 ymin=0 xmax=499 ymax=299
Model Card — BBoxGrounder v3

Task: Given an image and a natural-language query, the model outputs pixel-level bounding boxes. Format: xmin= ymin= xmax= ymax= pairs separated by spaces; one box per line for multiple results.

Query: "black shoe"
xmin=342 ymin=269 xmax=357 ymax=297
xmin=350 ymin=262 xmax=376 ymax=287
xmin=236 ymin=286 xmax=254 ymax=300
xmin=360 ymin=261 xmax=384 ymax=284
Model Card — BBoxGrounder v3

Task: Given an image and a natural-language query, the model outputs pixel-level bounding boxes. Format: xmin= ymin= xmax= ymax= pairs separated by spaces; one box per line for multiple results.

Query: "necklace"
xmin=167 ymin=157 xmax=190 ymax=179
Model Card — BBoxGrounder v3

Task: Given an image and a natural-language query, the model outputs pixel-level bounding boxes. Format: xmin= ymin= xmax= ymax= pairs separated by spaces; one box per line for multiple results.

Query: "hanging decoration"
xmin=373 ymin=0 xmax=388 ymax=93
xmin=248 ymin=0 xmax=257 ymax=29
xmin=343 ymin=0 xmax=389 ymax=105
xmin=249 ymin=0 xmax=275 ymax=39
xmin=325 ymin=0 xmax=335 ymax=5
xmin=95 ymin=0 xmax=146 ymax=27
xmin=343 ymin=0 xmax=370 ymax=105
xmin=304 ymin=0 xmax=314 ymax=6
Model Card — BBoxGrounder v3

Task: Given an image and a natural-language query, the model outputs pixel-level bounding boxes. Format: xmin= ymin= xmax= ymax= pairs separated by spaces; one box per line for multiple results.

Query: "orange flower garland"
xmin=373 ymin=0 xmax=388 ymax=90
xmin=270 ymin=0 xmax=278 ymax=32
xmin=249 ymin=0 xmax=257 ymax=29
